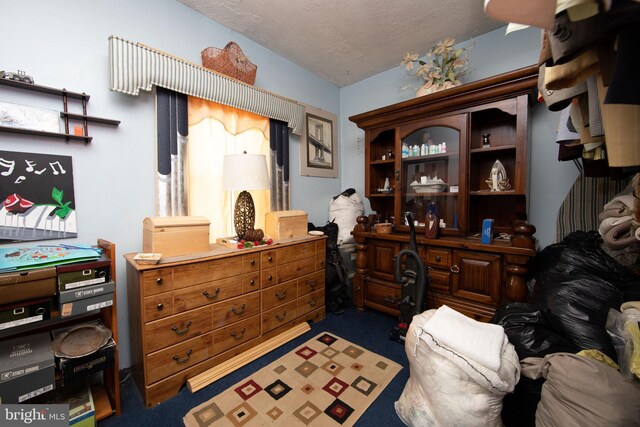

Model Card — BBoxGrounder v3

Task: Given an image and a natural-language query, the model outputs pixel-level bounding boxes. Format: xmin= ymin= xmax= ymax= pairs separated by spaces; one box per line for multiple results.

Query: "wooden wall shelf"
xmin=0 ymin=77 xmax=119 ymax=143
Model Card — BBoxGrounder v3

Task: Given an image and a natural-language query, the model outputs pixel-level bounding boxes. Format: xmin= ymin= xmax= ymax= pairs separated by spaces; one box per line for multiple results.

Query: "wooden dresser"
xmin=124 ymin=236 xmax=325 ymax=408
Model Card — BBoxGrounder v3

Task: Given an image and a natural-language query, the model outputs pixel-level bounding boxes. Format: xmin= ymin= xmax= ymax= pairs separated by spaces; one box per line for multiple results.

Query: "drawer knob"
xmin=250 ymin=279 xmax=256 ymax=286
xmin=435 ymin=256 xmax=441 ymax=262
xmin=156 ymin=278 xmax=163 ymax=285
xmin=251 ymin=259 xmax=256 ymax=266
xmin=308 ymin=298 xmax=318 ymax=307
xmin=267 ymin=274 xmax=273 ymax=281
xmin=230 ymin=304 xmax=246 ymax=315
xmin=450 ymin=265 xmax=460 ymax=274
xmin=230 ymin=328 xmax=246 ymax=340
xmin=156 ymin=303 xmax=164 ymax=311
xmin=307 ymin=280 xmax=317 ymax=288
xmin=203 ymin=288 xmax=221 ymax=299
xmin=171 ymin=321 xmax=192 ymax=335
xmin=268 ymin=255 xmax=273 ymax=262
xmin=275 ymin=290 xmax=287 ymax=300
xmin=320 ymin=260 xmax=324 ymax=266
xmin=172 ymin=349 xmax=192 ymax=364
xmin=275 ymin=311 xmax=287 ymax=321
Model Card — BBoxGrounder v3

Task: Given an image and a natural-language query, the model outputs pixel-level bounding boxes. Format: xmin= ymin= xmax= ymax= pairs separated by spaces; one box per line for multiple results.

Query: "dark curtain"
xmin=156 ymin=87 xmax=188 ymax=216
xmin=270 ymin=119 xmax=290 ymax=211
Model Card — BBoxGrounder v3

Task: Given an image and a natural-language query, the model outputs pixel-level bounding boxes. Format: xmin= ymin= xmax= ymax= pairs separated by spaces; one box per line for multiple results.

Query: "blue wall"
xmin=0 ymin=1 xmax=575 ymax=369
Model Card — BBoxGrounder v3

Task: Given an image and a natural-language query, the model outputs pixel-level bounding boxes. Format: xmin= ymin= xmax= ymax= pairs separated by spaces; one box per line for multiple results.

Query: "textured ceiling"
xmin=177 ymin=0 xmax=504 ymax=87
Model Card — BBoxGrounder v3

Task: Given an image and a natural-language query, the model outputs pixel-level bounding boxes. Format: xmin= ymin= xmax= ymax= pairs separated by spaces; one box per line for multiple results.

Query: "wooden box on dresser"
xmin=349 ymin=66 xmax=539 ymax=322
xmin=124 ymin=235 xmax=325 ymax=408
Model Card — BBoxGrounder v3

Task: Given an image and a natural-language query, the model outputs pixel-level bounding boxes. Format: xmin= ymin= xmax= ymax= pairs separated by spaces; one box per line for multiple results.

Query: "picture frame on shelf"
xmin=300 ymin=104 xmax=338 ymax=178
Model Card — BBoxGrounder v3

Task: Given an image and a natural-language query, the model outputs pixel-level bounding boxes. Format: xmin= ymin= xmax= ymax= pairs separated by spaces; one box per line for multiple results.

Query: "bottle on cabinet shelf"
xmin=425 ymin=202 xmax=439 ymax=239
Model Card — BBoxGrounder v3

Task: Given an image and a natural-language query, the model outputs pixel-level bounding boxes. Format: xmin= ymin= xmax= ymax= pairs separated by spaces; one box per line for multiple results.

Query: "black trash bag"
xmin=501 ymin=376 xmax=544 ymax=427
xmin=492 ymin=302 xmax=578 ymax=359
xmin=308 ymin=221 xmax=350 ymax=314
xmin=527 ymin=230 xmax=636 ymax=360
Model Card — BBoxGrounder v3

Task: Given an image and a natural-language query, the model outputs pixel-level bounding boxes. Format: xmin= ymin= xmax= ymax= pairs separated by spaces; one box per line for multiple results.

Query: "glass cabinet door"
xmin=398 ymin=114 xmax=468 ymax=236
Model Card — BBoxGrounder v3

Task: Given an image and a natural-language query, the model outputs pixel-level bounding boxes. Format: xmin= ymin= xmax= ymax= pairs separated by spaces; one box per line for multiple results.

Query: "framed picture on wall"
xmin=300 ymin=104 xmax=338 ymax=178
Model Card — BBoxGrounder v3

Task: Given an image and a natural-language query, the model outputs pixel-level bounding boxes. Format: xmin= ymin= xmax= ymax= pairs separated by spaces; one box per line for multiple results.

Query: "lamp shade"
xmin=222 ymin=153 xmax=270 ymax=191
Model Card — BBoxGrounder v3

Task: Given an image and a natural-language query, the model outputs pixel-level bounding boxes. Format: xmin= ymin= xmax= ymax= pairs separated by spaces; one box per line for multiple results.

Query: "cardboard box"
xmin=54 ymin=338 xmax=116 ymax=387
xmin=57 ymin=257 xmax=111 ymax=291
xmin=58 ymin=281 xmax=115 ymax=304
xmin=0 ymin=332 xmax=55 ymax=403
xmin=0 ymin=297 xmax=51 ymax=331
xmin=0 ymin=266 xmax=56 ymax=305
xmin=60 ymin=293 xmax=113 ymax=318
xmin=481 ymin=219 xmax=494 ymax=244
xmin=143 ymin=216 xmax=210 ymax=257
xmin=265 ymin=210 xmax=308 ymax=240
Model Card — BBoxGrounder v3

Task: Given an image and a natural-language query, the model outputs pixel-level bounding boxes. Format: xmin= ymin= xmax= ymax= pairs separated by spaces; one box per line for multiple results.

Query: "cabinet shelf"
xmin=470 ymin=144 xmax=516 ymax=154
xmin=469 ymin=190 xmax=520 ymax=196
xmin=371 ymin=159 xmax=395 ymax=165
xmin=0 ymin=77 xmax=118 ymax=143
xmin=402 ymin=152 xmax=457 ymax=163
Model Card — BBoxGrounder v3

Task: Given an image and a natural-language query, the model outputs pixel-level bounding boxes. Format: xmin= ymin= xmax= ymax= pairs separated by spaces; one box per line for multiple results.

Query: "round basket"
xmin=374 ymin=223 xmax=392 ymax=234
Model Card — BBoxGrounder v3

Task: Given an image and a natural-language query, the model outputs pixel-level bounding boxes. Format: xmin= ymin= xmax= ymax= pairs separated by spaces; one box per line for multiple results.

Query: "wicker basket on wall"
xmin=201 ymin=42 xmax=257 ymax=85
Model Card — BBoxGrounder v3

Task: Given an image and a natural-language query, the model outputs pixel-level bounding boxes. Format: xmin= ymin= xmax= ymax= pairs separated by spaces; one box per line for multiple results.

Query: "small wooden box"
xmin=265 ymin=210 xmax=308 ymax=240
xmin=143 ymin=216 xmax=210 ymax=257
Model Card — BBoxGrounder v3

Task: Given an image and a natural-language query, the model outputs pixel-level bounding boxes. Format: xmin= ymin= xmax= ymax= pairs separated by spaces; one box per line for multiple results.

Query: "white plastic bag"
xmin=328 ymin=190 xmax=364 ymax=245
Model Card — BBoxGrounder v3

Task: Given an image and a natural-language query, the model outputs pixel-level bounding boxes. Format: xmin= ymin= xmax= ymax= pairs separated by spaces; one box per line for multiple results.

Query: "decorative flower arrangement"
xmin=401 ymin=38 xmax=469 ymax=95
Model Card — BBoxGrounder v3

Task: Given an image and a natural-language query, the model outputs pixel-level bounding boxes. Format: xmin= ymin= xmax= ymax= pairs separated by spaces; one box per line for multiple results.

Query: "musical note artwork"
xmin=0 ymin=150 xmax=76 ymax=243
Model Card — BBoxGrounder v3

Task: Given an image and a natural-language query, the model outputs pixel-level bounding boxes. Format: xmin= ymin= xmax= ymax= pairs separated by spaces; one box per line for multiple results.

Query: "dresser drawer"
xmin=145 ymin=306 xmax=212 ymax=354
xmin=427 ymin=248 xmax=451 ymax=268
xmin=262 ymin=300 xmax=297 ymax=333
xmin=262 ymin=280 xmax=297 ymax=311
xmin=213 ymin=315 xmax=261 ymax=355
xmin=297 ymin=271 xmax=324 ymax=297
xmin=173 ymin=276 xmax=243 ymax=312
xmin=173 ymin=257 xmax=242 ymax=289
xmin=146 ymin=332 xmax=213 ymax=384
xmin=261 ymin=268 xmax=276 ymax=289
xmin=242 ymin=253 xmax=260 ymax=273
xmin=277 ymin=242 xmax=315 ymax=264
xmin=261 ymin=250 xmax=277 ymax=268
xmin=142 ymin=268 xmax=173 ymax=296
xmin=428 ymin=268 xmax=451 ymax=293
xmin=242 ymin=272 xmax=260 ymax=293
xmin=277 ymin=257 xmax=315 ymax=284
xmin=297 ymin=288 xmax=324 ymax=317
xmin=211 ymin=292 xmax=261 ymax=329
xmin=144 ymin=292 xmax=175 ymax=322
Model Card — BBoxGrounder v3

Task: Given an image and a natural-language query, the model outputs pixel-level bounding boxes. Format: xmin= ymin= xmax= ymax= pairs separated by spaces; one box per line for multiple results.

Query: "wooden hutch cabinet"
xmin=349 ymin=66 xmax=539 ymax=321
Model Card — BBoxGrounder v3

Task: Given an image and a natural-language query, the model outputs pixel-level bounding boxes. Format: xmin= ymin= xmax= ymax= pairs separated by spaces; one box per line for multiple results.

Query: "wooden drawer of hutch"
xmin=213 ymin=314 xmax=261 ymax=355
xmin=262 ymin=300 xmax=297 ymax=333
xmin=262 ymin=280 xmax=297 ymax=310
xmin=297 ymin=288 xmax=324 ymax=317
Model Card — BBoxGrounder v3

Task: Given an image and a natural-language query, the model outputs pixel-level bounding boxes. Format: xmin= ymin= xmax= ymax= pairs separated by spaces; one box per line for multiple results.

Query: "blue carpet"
xmin=99 ymin=306 xmax=409 ymax=426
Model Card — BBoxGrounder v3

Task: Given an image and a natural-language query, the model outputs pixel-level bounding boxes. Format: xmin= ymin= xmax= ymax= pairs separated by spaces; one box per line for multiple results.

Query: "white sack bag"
xmin=329 ymin=191 xmax=364 ymax=245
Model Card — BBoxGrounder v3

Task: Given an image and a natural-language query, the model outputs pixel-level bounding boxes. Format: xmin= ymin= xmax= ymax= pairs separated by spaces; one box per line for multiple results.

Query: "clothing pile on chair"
xmin=395 ymin=305 xmax=520 ymax=427
xmin=484 ymin=0 xmax=640 ymax=173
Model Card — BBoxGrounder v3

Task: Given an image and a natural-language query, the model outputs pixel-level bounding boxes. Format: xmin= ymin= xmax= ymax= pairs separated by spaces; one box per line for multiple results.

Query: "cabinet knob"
xmin=249 ymin=279 xmax=256 ymax=286
xmin=156 ymin=277 xmax=163 ymax=285
xmin=231 ymin=328 xmax=246 ymax=340
xmin=275 ymin=311 xmax=287 ymax=321
xmin=275 ymin=290 xmax=287 ymax=300
xmin=308 ymin=298 xmax=318 ymax=307
xmin=203 ymin=288 xmax=221 ymax=299
xmin=230 ymin=304 xmax=246 ymax=315
xmin=172 ymin=349 xmax=192 ymax=364
xmin=268 ymin=256 xmax=273 ymax=262
xmin=450 ymin=265 xmax=460 ymax=273
xmin=435 ymin=256 xmax=441 ymax=262
xmin=171 ymin=321 xmax=192 ymax=335
xmin=157 ymin=303 xmax=164 ymax=311
xmin=251 ymin=259 xmax=256 ymax=266
xmin=267 ymin=274 xmax=273 ymax=281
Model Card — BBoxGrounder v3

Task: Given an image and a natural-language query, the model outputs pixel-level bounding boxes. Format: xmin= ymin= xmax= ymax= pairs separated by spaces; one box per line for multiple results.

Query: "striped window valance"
xmin=108 ymin=35 xmax=305 ymax=135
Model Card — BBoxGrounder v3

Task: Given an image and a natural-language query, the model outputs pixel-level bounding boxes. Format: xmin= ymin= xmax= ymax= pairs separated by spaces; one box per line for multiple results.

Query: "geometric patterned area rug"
xmin=183 ymin=332 xmax=402 ymax=426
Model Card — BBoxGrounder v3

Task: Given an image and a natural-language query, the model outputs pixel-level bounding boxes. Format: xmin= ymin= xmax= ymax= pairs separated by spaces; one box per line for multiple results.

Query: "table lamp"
xmin=222 ymin=152 xmax=270 ymax=240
